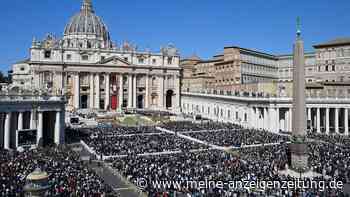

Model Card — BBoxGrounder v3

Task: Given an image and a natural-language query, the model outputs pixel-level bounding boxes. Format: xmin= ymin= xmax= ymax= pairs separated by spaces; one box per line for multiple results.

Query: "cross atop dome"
xmin=81 ymin=0 xmax=94 ymax=13
xmin=296 ymin=16 xmax=301 ymax=38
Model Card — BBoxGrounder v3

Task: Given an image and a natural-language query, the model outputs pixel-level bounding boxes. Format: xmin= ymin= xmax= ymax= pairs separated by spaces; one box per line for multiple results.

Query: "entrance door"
xmin=137 ymin=95 xmax=144 ymax=109
xmin=166 ymin=90 xmax=174 ymax=109
xmin=81 ymin=95 xmax=88 ymax=109
xmin=111 ymin=95 xmax=118 ymax=110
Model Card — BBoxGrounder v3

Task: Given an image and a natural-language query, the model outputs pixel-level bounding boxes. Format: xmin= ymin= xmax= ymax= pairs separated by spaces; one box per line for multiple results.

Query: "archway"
xmin=137 ymin=95 xmax=144 ymax=109
xmin=42 ymin=112 xmax=55 ymax=147
xmin=81 ymin=95 xmax=88 ymax=109
xmin=166 ymin=90 xmax=174 ymax=109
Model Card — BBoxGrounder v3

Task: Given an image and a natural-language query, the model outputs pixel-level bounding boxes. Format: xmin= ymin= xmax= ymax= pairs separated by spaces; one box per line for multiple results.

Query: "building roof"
xmin=14 ymin=58 xmax=30 ymax=64
xmin=314 ymin=38 xmax=350 ymax=48
xmin=224 ymin=46 xmax=277 ymax=60
xmin=183 ymin=54 xmax=201 ymax=61
xmin=64 ymin=0 xmax=112 ymax=47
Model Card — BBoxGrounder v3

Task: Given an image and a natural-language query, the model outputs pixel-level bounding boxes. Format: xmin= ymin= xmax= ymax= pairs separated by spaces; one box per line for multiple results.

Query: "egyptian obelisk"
xmin=290 ymin=17 xmax=309 ymax=172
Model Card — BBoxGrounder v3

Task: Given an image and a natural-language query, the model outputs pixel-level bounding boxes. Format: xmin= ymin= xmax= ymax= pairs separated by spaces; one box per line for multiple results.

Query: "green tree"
xmin=0 ymin=71 xmax=6 ymax=83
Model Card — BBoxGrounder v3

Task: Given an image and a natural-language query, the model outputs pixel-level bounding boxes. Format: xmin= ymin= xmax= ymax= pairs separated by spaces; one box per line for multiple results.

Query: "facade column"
xmin=326 ymin=108 xmax=330 ymax=134
xmin=89 ymin=74 xmax=94 ymax=109
xmin=37 ymin=112 xmax=43 ymax=145
xmin=54 ymin=111 xmax=61 ymax=145
xmin=145 ymin=75 xmax=149 ymax=109
xmin=95 ymin=74 xmax=100 ymax=109
xmin=316 ymin=108 xmax=321 ymax=133
xmin=133 ymin=75 xmax=137 ymax=108
xmin=174 ymin=75 xmax=181 ymax=112
xmin=105 ymin=73 xmax=110 ymax=110
xmin=345 ymin=108 xmax=349 ymax=135
xmin=159 ymin=75 xmax=164 ymax=109
xmin=118 ymin=74 xmax=124 ymax=110
xmin=128 ymin=75 xmax=133 ymax=108
xmin=74 ymin=73 xmax=80 ymax=109
xmin=4 ymin=113 xmax=11 ymax=149
xmin=335 ymin=108 xmax=339 ymax=134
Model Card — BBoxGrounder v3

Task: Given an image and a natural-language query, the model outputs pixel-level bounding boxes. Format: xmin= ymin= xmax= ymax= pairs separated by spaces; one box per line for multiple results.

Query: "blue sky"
xmin=0 ymin=0 xmax=349 ymax=73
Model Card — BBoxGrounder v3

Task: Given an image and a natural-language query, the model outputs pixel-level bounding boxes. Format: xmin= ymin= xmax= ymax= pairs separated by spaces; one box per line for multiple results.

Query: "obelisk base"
xmin=289 ymin=142 xmax=309 ymax=173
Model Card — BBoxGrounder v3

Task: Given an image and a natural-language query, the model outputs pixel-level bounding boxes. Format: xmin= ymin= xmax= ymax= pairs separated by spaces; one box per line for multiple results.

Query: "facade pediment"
xmin=98 ymin=56 xmax=130 ymax=66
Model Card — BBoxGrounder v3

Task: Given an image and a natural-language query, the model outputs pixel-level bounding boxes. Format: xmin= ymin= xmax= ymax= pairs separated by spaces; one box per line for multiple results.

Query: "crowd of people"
xmin=161 ymin=121 xmax=241 ymax=132
xmin=308 ymin=131 xmax=350 ymax=147
xmin=84 ymin=133 xmax=209 ymax=156
xmin=185 ymin=129 xmax=289 ymax=147
xmin=0 ymin=146 xmax=115 ymax=196
xmin=82 ymin=125 xmax=161 ymax=137
xmin=109 ymin=142 xmax=347 ymax=196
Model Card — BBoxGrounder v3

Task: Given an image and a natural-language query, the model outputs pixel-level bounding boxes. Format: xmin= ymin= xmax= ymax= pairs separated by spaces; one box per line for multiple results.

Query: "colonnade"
xmin=0 ymin=110 xmax=63 ymax=149
xmin=182 ymin=92 xmax=350 ymax=135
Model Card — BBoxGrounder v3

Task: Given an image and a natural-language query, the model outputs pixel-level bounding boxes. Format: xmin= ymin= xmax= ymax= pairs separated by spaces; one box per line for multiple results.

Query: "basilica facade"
xmin=12 ymin=0 xmax=181 ymax=112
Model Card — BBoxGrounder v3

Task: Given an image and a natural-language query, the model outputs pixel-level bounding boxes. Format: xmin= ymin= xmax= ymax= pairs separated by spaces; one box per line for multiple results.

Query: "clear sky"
xmin=0 ymin=0 xmax=349 ymax=73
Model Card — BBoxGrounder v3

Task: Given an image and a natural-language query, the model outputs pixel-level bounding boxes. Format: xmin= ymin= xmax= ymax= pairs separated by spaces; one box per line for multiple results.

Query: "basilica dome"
xmin=63 ymin=0 xmax=113 ymax=49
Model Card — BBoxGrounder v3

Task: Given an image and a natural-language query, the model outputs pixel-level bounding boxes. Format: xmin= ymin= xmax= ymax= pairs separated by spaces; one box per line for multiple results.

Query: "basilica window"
xmin=124 ymin=57 xmax=128 ymax=62
xmin=167 ymin=57 xmax=173 ymax=65
xmin=138 ymin=58 xmax=144 ymax=64
xmin=82 ymin=55 xmax=89 ymax=61
xmin=101 ymin=56 xmax=105 ymax=61
xmin=44 ymin=50 xmax=51 ymax=59
xmin=152 ymin=59 xmax=157 ymax=64
xmin=66 ymin=54 xmax=72 ymax=60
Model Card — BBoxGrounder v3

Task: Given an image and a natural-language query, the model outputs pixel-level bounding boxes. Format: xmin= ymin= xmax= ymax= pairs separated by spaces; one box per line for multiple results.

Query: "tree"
xmin=0 ymin=71 xmax=6 ymax=83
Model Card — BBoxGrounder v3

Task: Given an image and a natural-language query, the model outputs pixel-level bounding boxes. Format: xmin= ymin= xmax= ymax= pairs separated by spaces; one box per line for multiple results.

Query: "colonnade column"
xmin=18 ymin=112 xmax=23 ymax=131
xmin=95 ymin=74 xmax=100 ymax=109
xmin=316 ymin=108 xmax=321 ymax=133
xmin=128 ymin=75 xmax=133 ymax=108
xmin=307 ymin=108 xmax=311 ymax=126
xmin=326 ymin=108 xmax=330 ymax=134
xmin=89 ymin=74 xmax=94 ymax=109
xmin=345 ymin=108 xmax=349 ymax=135
xmin=250 ymin=107 xmax=255 ymax=129
xmin=264 ymin=108 xmax=269 ymax=130
xmin=105 ymin=73 xmax=110 ymax=110
xmin=276 ymin=107 xmax=280 ymax=133
xmin=54 ymin=111 xmax=61 ymax=145
xmin=335 ymin=108 xmax=339 ymax=134
xmin=4 ymin=113 xmax=11 ymax=149
xmin=37 ymin=112 xmax=43 ymax=145
xmin=118 ymin=74 xmax=124 ymax=110
xmin=285 ymin=109 xmax=289 ymax=132
xmin=74 ymin=73 xmax=80 ymax=109
xmin=289 ymin=108 xmax=292 ymax=132
xmin=145 ymin=75 xmax=149 ymax=109
xmin=133 ymin=75 xmax=137 ymax=108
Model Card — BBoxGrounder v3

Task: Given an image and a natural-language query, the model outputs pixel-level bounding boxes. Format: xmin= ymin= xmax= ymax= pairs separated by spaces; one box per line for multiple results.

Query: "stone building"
xmin=11 ymin=0 xmax=181 ymax=112
xmin=182 ymin=38 xmax=350 ymax=96
xmin=0 ymin=90 xmax=65 ymax=149
xmin=181 ymin=46 xmax=279 ymax=92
